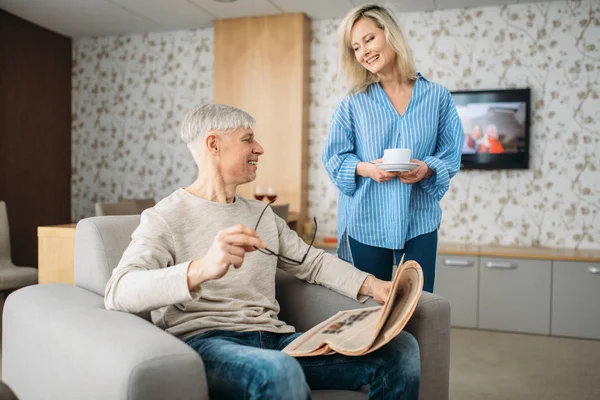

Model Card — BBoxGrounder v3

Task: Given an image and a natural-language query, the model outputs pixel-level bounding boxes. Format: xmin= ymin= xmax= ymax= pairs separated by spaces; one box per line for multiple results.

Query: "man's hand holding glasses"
xmin=186 ymin=200 xmax=318 ymax=291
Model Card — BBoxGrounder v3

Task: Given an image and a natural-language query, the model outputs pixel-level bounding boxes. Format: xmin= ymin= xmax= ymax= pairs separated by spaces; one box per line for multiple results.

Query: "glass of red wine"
xmin=254 ymin=185 xmax=265 ymax=201
xmin=266 ymin=186 xmax=277 ymax=202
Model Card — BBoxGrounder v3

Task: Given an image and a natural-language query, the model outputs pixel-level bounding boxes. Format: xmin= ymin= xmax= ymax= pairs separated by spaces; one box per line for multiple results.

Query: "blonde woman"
xmin=322 ymin=4 xmax=463 ymax=292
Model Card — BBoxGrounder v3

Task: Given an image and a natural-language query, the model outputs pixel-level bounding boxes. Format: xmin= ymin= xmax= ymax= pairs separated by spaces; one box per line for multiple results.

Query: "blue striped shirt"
xmin=321 ymin=73 xmax=463 ymax=262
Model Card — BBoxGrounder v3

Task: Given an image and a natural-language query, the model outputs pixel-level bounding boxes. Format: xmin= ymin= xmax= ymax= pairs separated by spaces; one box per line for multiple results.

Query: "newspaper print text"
xmin=322 ymin=309 xmax=379 ymax=335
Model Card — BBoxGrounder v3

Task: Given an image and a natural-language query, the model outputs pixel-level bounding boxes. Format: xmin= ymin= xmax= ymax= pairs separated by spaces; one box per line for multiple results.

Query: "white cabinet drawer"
xmin=478 ymin=257 xmax=551 ymax=334
xmin=551 ymin=261 xmax=600 ymax=340
xmin=435 ymin=255 xmax=478 ymax=328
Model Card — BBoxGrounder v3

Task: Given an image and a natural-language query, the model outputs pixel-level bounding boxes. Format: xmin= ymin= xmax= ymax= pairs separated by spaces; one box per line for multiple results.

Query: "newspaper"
xmin=282 ymin=260 xmax=423 ymax=357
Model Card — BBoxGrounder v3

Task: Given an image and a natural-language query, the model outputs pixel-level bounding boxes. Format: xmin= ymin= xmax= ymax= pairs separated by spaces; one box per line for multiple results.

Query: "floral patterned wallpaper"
xmin=72 ymin=29 xmax=213 ymax=219
xmin=72 ymin=0 xmax=599 ymax=250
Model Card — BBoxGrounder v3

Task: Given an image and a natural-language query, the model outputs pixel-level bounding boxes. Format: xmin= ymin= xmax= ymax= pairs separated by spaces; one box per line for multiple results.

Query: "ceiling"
xmin=0 ymin=0 xmax=559 ymax=38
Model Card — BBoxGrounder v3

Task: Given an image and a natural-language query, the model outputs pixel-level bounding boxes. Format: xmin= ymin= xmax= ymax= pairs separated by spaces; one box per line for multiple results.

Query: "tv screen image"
xmin=451 ymin=88 xmax=531 ymax=170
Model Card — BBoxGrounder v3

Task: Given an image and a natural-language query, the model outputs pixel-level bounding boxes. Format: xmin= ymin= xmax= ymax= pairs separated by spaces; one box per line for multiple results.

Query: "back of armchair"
xmin=74 ymin=215 xmax=140 ymax=296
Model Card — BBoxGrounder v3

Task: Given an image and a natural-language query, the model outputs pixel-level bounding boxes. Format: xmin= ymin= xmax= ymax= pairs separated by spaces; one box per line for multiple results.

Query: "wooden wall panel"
xmin=0 ymin=10 xmax=71 ymax=268
xmin=214 ymin=13 xmax=310 ymax=227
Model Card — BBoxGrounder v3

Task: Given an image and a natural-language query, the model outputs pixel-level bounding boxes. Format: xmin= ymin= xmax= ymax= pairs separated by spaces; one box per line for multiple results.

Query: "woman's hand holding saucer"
xmin=357 ymin=160 xmax=398 ymax=182
xmin=399 ymin=160 xmax=433 ymax=184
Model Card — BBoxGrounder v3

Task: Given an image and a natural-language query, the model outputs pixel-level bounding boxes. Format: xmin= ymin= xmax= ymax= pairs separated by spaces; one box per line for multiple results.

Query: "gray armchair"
xmin=270 ymin=203 xmax=289 ymax=222
xmin=2 ymin=216 xmax=450 ymax=400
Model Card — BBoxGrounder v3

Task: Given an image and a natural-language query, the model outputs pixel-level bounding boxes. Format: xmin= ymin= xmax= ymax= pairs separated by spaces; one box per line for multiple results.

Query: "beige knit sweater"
xmin=104 ymin=189 xmax=371 ymax=340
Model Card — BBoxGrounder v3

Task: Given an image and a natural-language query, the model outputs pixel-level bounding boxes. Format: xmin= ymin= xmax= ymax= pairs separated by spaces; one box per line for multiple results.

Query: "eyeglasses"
xmin=253 ymin=199 xmax=317 ymax=265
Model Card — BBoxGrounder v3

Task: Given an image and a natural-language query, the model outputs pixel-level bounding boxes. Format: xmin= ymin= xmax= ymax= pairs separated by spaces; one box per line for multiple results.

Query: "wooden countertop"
xmin=312 ymin=240 xmax=600 ymax=262
xmin=288 ymin=211 xmax=298 ymax=223
xmin=439 ymin=243 xmax=600 ymax=263
xmin=37 ymin=223 xmax=77 ymax=238
xmin=436 ymin=242 xmax=480 ymax=256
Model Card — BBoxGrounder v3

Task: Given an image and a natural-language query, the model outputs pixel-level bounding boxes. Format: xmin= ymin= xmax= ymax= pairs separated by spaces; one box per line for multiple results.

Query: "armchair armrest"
xmin=405 ymin=290 xmax=451 ymax=400
xmin=2 ymin=284 xmax=208 ymax=400
xmin=275 ymin=269 xmax=450 ymax=400
xmin=275 ymin=269 xmax=378 ymax=330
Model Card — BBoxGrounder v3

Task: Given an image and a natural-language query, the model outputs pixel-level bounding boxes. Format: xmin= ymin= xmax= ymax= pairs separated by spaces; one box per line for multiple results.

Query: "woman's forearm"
xmin=355 ymin=161 xmax=370 ymax=177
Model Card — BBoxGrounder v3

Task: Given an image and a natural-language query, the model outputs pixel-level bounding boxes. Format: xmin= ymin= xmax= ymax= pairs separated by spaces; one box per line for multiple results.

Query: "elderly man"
xmin=105 ymin=104 xmax=420 ymax=400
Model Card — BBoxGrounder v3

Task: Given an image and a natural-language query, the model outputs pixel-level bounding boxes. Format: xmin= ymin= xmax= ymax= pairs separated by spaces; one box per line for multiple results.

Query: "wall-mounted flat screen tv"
xmin=451 ymin=88 xmax=531 ymax=170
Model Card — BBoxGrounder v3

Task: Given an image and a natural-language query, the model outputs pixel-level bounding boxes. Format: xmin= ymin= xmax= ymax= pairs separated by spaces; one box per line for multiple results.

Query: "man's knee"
xmin=385 ymin=331 xmax=421 ymax=378
xmin=254 ymin=352 xmax=310 ymax=399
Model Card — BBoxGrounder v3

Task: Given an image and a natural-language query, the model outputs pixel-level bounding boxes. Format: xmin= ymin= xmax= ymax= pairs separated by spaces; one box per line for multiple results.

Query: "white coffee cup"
xmin=382 ymin=148 xmax=411 ymax=164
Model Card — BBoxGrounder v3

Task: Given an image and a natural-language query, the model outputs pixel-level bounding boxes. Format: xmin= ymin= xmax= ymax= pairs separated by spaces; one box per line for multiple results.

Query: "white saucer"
xmin=372 ymin=162 xmax=419 ymax=172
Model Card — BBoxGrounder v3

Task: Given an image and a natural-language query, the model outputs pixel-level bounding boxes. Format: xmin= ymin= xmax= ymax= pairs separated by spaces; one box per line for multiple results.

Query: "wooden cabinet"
xmin=478 ymin=257 xmax=551 ymax=335
xmin=37 ymin=224 xmax=77 ymax=284
xmin=214 ymin=14 xmax=310 ymax=231
xmin=435 ymin=255 xmax=479 ymax=328
xmin=551 ymin=261 xmax=600 ymax=340
xmin=436 ymin=244 xmax=600 ymax=339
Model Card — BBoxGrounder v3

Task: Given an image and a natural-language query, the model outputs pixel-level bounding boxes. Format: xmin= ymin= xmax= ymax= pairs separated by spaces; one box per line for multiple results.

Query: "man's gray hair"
xmin=180 ymin=103 xmax=256 ymax=145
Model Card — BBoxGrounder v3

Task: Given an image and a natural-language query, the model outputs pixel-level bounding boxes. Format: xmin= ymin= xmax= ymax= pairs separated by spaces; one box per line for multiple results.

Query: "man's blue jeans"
xmin=184 ymin=329 xmax=420 ymax=400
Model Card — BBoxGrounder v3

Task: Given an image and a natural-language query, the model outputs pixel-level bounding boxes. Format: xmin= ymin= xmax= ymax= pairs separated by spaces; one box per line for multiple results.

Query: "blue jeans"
xmin=349 ymin=230 xmax=438 ymax=292
xmin=184 ymin=329 xmax=420 ymax=400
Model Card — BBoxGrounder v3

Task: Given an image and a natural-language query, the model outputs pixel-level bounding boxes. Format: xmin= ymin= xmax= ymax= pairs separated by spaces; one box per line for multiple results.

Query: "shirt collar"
xmin=369 ymin=71 xmax=427 ymax=91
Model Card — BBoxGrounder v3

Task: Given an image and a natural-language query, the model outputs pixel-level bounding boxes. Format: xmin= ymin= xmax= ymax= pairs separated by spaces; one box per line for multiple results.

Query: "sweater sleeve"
xmin=419 ymin=88 xmax=464 ymax=201
xmin=104 ymin=208 xmax=201 ymax=313
xmin=274 ymin=215 xmax=371 ymax=302
xmin=321 ymin=101 xmax=362 ymax=197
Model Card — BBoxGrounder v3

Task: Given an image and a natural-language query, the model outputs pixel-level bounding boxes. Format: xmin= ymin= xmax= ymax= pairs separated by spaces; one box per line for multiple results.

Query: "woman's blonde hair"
xmin=338 ymin=4 xmax=417 ymax=93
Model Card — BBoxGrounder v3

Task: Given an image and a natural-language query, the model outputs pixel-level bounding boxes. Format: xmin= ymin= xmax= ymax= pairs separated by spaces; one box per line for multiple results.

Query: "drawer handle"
xmin=443 ymin=259 xmax=473 ymax=267
xmin=486 ymin=261 xmax=517 ymax=269
xmin=589 ymin=267 xmax=600 ymax=274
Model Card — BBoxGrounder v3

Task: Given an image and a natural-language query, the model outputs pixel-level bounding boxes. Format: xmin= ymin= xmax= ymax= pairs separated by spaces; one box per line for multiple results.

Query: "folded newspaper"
xmin=282 ymin=260 xmax=423 ymax=357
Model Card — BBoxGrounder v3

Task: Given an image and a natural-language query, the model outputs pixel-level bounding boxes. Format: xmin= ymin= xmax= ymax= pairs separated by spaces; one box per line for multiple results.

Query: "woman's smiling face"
xmin=350 ymin=17 xmax=397 ymax=75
